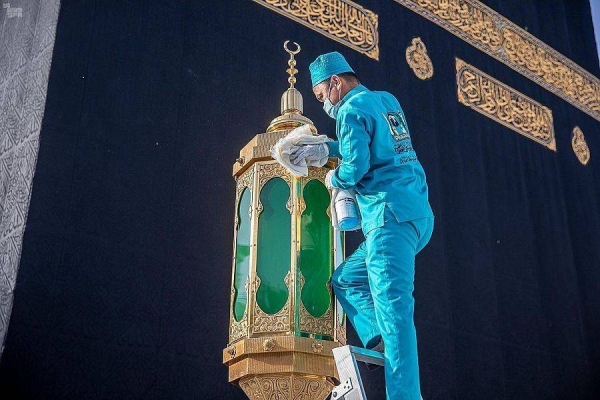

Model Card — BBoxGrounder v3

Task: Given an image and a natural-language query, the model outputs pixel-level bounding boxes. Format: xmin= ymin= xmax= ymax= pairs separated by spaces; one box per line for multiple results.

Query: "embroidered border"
xmin=252 ymin=0 xmax=379 ymax=60
xmin=456 ymin=58 xmax=556 ymax=151
xmin=395 ymin=0 xmax=600 ymax=122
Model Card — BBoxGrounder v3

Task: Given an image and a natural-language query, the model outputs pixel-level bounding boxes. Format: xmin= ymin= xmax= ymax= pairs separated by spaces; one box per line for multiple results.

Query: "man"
xmin=290 ymin=52 xmax=434 ymax=400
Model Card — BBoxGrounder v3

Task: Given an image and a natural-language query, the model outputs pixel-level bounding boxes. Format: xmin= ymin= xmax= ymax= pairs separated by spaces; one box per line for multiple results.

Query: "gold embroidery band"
xmin=395 ymin=0 xmax=600 ymax=122
xmin=456 ymin=58 xmax=556 ymax=151
xmin=251 ymin=0 xmax=379 ymax=60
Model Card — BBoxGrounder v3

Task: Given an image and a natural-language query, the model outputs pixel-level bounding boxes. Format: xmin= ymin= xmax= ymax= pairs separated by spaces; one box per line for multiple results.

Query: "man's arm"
xmin=326 ymin=141 xmax=341 ymax=158
xmin=330 ymin=109 xmax=371 ymax=190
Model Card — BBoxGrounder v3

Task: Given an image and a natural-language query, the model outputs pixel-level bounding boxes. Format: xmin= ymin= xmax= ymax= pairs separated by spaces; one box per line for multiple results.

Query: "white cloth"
xmin=271 ymin=125 xmax=331 ymax=177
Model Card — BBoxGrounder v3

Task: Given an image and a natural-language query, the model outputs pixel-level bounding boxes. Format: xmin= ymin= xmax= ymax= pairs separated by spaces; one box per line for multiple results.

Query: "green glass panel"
xmin=256 ymin=178 xmax=291 ymax=314
xmin=300 ymin=180 xmax=333 ymax=317
xmin=233 ymin=188 xmax=251 ymax=321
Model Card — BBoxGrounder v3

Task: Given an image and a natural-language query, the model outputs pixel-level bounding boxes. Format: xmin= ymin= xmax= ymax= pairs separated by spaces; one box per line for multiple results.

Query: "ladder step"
xmin=331 ymin=345 xmax=384 ymax=399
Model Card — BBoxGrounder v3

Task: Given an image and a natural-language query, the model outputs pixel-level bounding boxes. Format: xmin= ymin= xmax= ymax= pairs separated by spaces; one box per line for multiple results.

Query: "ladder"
xmin=331 ymin=345 xmax=385 ymax=399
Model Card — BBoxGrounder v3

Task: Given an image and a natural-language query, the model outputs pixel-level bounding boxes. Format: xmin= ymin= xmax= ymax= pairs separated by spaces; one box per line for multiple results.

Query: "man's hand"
xmin=290 ymin=143 xmax=329 ymax=165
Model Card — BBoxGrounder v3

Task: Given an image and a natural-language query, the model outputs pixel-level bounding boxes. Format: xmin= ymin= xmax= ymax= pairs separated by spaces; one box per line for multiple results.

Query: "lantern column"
xmin=223 ymin=42 xmax=346 ymax=400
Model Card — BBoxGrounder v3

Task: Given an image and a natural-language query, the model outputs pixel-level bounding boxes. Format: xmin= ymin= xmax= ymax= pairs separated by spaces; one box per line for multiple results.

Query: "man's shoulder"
xmin=343 ymin=88 xmax=400 ymax=114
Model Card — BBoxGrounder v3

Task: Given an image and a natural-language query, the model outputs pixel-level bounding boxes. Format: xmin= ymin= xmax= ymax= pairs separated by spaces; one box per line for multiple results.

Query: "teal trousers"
xmin=332 ymin=207 xmax=434 ymax=400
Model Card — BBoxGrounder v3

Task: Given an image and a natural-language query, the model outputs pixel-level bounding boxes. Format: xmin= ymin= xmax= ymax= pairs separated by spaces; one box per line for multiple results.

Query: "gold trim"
xmin=229 ymin=353 xmax=338 ymax=382
xmin=572 ymin=126 xmax=591 ymax=165
xmin=229 ymin=167 xmax=255 ymax=344
xmin=252 ymin=0 xmax=379 ymax=60
xmin=406 ymin=37 xmax=434 ymax=80
xmin=456 ymin=58 xmax=556 ymax=151
xmin=223 ymin=335 xmax=341 ymax=364
xmin=395 ymin=0 xmax=600 ymax=122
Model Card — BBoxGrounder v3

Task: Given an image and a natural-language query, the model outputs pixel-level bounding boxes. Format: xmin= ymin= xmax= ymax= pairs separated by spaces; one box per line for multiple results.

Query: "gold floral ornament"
xmin=252 ymin=0 xmax=379 ymax=60
xmin=406 ymin=37 xmax=433 ymax=80
xmin=572 ymin=127 xmax=590 ymax=165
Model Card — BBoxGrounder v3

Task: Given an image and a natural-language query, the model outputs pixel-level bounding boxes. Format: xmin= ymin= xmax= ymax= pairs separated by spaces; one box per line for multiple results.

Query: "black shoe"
xmin=366 ymin=340 xmax=384 ymax=371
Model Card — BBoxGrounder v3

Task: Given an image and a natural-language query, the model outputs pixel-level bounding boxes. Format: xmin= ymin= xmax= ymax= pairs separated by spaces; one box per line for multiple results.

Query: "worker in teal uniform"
xmin=290 ymin=52 xmax=434 ymax=400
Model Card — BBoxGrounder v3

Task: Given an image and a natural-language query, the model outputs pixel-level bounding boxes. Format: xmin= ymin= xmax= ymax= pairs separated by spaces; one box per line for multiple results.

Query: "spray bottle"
xmin=335 ymin=190 xmax=360 ymax=231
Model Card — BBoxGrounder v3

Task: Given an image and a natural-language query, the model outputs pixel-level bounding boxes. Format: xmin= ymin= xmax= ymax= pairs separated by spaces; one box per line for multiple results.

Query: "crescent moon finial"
xmin=284 ymin=40 xmax=301 ymax=56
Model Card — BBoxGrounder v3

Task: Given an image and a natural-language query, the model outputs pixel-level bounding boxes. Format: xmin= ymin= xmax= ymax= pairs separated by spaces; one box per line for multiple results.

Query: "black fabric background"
xmin=1 ymin=0 xmax=600 ymax=398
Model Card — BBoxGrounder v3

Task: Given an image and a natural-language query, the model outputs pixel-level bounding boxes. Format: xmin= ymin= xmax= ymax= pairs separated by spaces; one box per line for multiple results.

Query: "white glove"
xmin=290 ymin=143 xmax=329 ymax=165
xmin=325 ymin=169 xmax=336 ymax=190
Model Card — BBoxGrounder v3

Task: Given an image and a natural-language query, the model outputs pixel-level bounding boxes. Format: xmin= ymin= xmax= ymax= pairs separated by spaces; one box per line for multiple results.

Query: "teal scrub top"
xmin=327 ymin=84 xmax=434 ymax=234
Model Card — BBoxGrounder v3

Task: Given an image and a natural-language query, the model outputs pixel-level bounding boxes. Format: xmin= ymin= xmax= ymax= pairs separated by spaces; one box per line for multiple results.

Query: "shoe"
xmin=366 ymin=340 xmax=384 ymax=370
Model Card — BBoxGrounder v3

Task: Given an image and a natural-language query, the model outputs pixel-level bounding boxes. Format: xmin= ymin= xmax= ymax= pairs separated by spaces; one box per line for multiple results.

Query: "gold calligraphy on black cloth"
xmin=572 ymin=127 xmax=590 ymax=165
xmin=406 ymin=37 xmax=434 ymax=80
xmin=252 ymin=0 xmax=379 ymax=60
xmin=456 ymin=58 xmax=556 ymax=151
xmin=395 ymin=0 xmax=600 ymax=123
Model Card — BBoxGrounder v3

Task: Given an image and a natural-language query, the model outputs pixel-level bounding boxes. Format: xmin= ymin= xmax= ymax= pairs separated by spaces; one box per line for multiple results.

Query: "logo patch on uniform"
xmin=385 ymin=110 xmax=409 ymax=141
xmin=385 ymin=110 xmax=418 ymax=163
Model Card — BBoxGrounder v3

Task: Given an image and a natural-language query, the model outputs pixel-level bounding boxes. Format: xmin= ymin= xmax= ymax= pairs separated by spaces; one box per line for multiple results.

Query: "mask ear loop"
xmin=327 ymin=76 xmax=341 ymax=105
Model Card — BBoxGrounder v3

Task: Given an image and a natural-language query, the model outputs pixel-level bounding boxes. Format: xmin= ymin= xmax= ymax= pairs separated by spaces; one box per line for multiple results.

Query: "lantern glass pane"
xmin=256 ymin=178 xmax=291 ymax=314
xmin=300 ymin=179 xmax=332 ymax=317
xmin=233 ymin=188 xmax=251 ymax=321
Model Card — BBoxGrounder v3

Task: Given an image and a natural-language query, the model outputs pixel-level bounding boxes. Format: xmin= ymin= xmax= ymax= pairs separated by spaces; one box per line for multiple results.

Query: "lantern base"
xmin=223 ymin=336 xmax=342 ymax=399
xmin=239 ymin=374 xmax=334 ymax=400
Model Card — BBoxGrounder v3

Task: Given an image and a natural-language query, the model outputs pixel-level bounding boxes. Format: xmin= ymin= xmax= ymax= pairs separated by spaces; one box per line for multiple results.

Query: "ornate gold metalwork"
xmin=256 ymin=162 xmax=292 ymax=217
xmin=227 ymin=345 xmax=237 ymax=358
xmin=262 ymin=338 xmax=276 ymax=352
xmin=229 ymin=167 xmax=255 ymax=344
xmin=239 ymin=374 xmax=334 ymax=400
xmin=312 ymin=341 xmax=324 ymax=354
xmin=257 ymin=162 xmax=291 ymax=188
xmin=227 ymin=43 xmax=344 ymax=399
xmin=252 ymin=274 xmax=293 ymax=334
xmin=230 ymin=285 xmax=250 ymax=343
xmin=252 ymin=0 xmax=379 ymax=60
xmin=406 ymin=37 xmax=433 ymax=80
xmin=395 ymin=0 xmax=600 ymax=122
xmin=572 ymin=126 xmax=590 ymax=165
xmin=297 ymin=272 xmax=335 ymax=336
xmin=456 ymin=58 xmax=556 ymax=151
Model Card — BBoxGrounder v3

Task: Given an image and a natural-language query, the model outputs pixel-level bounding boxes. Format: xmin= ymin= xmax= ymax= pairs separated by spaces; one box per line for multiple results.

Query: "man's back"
xmin=335 ymin=85 xmax=434 ymax=233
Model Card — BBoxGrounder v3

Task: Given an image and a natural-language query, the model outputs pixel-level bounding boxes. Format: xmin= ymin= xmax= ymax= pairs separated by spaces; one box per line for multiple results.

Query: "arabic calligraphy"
xmin=406 ymin=37 xmax=434 ymax=80
xmin=571 ymin=127 xmax=590 ymax=165
xmin=395 ymin=0 xmax=600 ymax=122
xmin=252 ymin=0 xmax=379 ymax=60
xmin=456 ymin=58 xmax=556 ymax=151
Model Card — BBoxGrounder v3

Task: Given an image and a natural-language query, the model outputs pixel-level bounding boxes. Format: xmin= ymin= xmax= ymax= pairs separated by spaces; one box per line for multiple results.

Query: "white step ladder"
xmin=331 ymin=345 xmax=384 ymax=399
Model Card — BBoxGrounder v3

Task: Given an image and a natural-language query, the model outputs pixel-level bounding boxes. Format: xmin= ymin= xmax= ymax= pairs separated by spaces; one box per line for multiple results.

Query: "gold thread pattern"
xmin=572 ymin=126 xmax=590 ymax=165
xmin=406 ymin=37 xmax=434 ymax=80
xmin=456 ymin=58 xmax=556 ymax=151
xmin=395 ymin=0 xmax=600 ymax=122
xmin=252 ymin=0 xmax=379 ymax=60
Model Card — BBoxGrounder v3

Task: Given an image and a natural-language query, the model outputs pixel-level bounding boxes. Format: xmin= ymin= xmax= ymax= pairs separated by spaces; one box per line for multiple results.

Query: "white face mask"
xmin=323 ymin=79 xmax=340 ymax=119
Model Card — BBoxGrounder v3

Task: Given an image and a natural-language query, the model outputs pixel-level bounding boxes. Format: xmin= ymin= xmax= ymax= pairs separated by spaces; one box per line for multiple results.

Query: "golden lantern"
xmin=223 ymin=41 xmax=346 ymax=399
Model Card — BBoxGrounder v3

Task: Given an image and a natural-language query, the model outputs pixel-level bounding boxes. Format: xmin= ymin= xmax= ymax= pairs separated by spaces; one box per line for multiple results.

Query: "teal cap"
xmin=309 ymin=52 xmax=355 ymax=87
